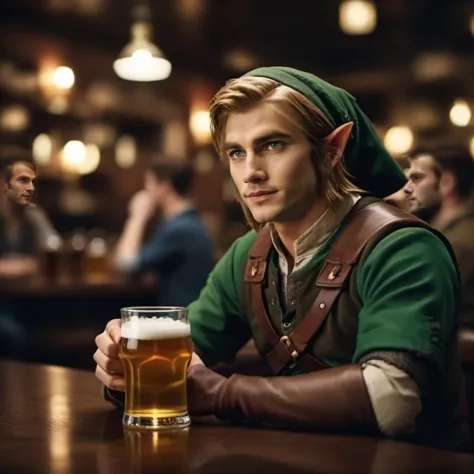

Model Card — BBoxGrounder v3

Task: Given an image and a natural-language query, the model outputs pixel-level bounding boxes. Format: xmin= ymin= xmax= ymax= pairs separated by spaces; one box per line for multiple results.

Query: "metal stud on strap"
xmin=251 ymin=265 xmax=258 ymax=277
xmin=328 ymin=263 xmax=342 ymax=281
xmin=280 ymin=335 xmax=298 ymax=363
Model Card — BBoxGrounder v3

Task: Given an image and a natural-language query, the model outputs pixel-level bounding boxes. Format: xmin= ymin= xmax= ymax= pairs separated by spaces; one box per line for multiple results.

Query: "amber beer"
xmin=119 ymin=309 xmax=192 ymax=429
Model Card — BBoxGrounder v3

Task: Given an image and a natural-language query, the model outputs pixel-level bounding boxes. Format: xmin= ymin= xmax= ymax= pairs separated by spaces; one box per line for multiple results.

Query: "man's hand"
xmin=189 ymin=352 xmax=205 ymax=370
xmin=94 ymin=319 xmax=125 ymax=391
xmin=128 ymin=190 xmax=156 ymax=222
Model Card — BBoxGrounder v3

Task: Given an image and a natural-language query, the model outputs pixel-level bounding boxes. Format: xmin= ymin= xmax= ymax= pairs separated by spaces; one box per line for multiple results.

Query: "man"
xmin=114 ymin=161 xmax=215 ymax=307
xmin=0 ymin=149 xmax=59 ymax=265
xmin=0 ymin=147 xmax=58 ymax=357
xmin=0 ymin=148 xmax=44 ymax=278
xmin=403 ymin=148 xmax=442 ymax=222
xmin=95 ymin=67 xmax=464 ymax=449
xmin=405 ymin=145 xmax=474 ymax=326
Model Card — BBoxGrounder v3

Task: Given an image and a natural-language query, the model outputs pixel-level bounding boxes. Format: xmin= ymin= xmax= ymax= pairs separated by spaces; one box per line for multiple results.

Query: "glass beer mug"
xmin=119 ymin=307 xmax=193 ymax=429
xmin=85 ymin=236 xmax=109 ymax=283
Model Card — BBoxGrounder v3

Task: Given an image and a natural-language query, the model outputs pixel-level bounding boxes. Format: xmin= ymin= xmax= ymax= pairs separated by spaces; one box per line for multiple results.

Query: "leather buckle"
xmin=280 ymin=335 xmax=298 ymax=368
xmin=328 ymin=263 xmax=342 ymax=281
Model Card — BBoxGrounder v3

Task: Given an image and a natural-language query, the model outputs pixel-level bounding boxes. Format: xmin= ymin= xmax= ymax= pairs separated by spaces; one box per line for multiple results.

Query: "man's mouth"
xmin=246 ymin=190 xmax=277 ymax=197
xmin=246 ymin=190 xmax=277 ymax=202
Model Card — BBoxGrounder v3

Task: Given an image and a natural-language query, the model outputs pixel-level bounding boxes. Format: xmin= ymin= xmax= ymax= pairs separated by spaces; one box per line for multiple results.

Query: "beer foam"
xmin=121 ymin=316 xmax=190 ymax=341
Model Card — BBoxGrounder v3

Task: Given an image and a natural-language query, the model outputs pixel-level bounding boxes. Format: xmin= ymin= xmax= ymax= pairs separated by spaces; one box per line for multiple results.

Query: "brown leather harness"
xmin=244 ymin=200 xmax=433 ymax=375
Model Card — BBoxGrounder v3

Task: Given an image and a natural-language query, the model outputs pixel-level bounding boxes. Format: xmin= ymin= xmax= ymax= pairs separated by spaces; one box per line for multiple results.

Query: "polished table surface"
xmin=1 ymin=360 xmax=474 ymax=474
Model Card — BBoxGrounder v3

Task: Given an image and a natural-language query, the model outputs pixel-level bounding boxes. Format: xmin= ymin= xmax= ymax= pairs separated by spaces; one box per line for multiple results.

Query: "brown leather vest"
xmin=242 ymin=197 xmax=456 ymax=375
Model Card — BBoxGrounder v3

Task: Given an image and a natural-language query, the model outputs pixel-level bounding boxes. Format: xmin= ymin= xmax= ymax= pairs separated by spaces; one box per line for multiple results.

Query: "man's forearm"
xmin=114 ymin=216 xmax=147 ymax=268
xmin=187 ymin=364 xmax=379 ymax=433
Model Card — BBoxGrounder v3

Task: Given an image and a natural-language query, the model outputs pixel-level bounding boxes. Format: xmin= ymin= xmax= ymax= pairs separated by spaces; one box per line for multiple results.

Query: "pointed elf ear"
xmin=324 ymin=122 xmax=353 ymax=168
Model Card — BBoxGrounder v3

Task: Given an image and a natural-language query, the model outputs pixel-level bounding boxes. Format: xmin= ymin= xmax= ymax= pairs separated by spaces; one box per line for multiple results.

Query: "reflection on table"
xmin=1 ymin=360 xmax=473 ymax=474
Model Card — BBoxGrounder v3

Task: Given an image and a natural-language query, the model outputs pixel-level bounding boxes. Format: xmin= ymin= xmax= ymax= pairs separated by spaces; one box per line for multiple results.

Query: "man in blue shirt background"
xmin=114 ymin=160 xmax=215 ymax=307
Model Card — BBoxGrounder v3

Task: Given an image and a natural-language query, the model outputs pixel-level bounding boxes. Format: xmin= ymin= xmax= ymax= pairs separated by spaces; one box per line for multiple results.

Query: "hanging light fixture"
xmin=339 ymin=0 xmax=377 ymax=35
xmin=449 ymin=100 xmax=472 ymax=127
xmin=113 ymin=3 xmax=172 ymax=82
xmin=383 ymin=126 xmax=414 ymax=155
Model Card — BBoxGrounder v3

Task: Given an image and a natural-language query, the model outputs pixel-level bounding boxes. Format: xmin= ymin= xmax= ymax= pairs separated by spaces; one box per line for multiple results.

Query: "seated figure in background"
xmin=0 ymin=147 xmax=59 ymax=357
xmin=404 ymin=145 xmax=474 ymax=326
xmin=114 ymin=161 xmax=215 ymax=307
xmin=0 ymin=147 xmax=59 ymax=279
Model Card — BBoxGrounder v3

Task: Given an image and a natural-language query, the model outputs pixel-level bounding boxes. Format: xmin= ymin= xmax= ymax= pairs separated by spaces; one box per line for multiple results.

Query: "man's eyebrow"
xmin=223 ymin=131 xmax=293 ymax=151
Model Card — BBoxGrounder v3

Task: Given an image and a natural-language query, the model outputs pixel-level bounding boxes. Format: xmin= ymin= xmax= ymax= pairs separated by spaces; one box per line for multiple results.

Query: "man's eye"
xmin=264 ymin=141 xmax=283 ymax=152
xmin=229 ymin=150 xmax=246 ymax=160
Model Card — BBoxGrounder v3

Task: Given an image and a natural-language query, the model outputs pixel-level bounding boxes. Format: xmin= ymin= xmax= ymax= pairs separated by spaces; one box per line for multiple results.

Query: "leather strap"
xmin=245 ymin=200 xmax=431 ymax=375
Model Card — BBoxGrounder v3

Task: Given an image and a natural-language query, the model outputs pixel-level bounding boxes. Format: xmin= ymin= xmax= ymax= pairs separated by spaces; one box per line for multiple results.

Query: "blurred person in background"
xmin=0 ymin=147 xmax=58 ymax=358
xmin=114 ymin=161 xmax=215 ymax=307
xmin=405 ymin=145 xmax=474 ymax=326
xmin=403 ymin=147 xmax=443 ymax=222
xmin=96 ymin=67 xmax=466 ymax=450
xmin=0 ymin=147 xmax=58 ymax=278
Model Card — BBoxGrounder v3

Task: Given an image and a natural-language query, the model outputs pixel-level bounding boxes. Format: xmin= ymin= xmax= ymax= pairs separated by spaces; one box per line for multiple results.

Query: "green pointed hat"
xmin=245 ymin=66 xmax=406 ymax=198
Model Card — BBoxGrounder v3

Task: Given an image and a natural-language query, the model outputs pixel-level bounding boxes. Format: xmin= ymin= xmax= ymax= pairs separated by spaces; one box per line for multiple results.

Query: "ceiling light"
xmin=113 ymin=22 xmax=171 ymax=82
xmin=77 ymin=144 xmax=101 ymax=175
xmin=61 ymin=140 xmax=86 ymax=171
xmin=189 ymin=109 xmax=211 ymax=145
xmin=339 ymin=0 xmax=377 ymax=35
xmin=384 ymin=126 xmax=414 ymax=155
xmin=115 ymin=135 xmax=137 ymax=169
xmin=0 ymin=105 xmax=30 ymax=131
xmin=52 ymin=66 xmax=75 ymax=90
xmin=32 ymin=134 xmax=53 ymax=166
xmin=449 ymin=100 xmax=471 ymax=127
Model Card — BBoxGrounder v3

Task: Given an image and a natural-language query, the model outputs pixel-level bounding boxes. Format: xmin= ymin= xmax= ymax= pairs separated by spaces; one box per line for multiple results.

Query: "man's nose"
xmin=403 ymin=181 xmax=413 ymax=195
xmin=243 ymin=153 xmax=267 ymax=183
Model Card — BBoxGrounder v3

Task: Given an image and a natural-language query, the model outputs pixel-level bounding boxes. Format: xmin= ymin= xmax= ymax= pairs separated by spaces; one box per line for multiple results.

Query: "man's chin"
xmin=412 ymin=204 xmax=440 ymax=224
xmin=249 ymin=209 xmax=278 ymax=226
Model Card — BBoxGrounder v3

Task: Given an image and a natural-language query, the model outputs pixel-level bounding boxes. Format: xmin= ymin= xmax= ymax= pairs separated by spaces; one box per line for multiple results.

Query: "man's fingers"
xmin=93 ymin=349 xmax=124 ymax=376
xmin=105 ymin=319 xmax=122 ymax=345
xmin=95 ymin=331 xmax=120 ymax=358
xmin=95 ymin=364 xmax=126 ymax=392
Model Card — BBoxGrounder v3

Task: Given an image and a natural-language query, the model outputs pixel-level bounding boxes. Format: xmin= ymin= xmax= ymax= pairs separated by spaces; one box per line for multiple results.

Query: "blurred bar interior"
xmin=0 ymin=0 xmax=473 ymax=369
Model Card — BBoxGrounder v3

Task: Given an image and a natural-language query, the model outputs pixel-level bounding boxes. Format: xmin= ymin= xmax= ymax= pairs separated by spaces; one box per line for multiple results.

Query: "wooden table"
xmin=1 ymin=360 xmax=474 ymax=474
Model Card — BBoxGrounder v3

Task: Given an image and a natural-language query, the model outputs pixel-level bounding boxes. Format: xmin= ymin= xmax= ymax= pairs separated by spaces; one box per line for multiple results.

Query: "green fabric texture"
xmin=188 ymin=226 xmax=457 ymax=374
xmin=245 ymin=66 xmax=406 ymax=198
xmin=354 ymin=227 xmax=458 ymax=371
xmin=188 ymin=230 xmax=256 ymax=365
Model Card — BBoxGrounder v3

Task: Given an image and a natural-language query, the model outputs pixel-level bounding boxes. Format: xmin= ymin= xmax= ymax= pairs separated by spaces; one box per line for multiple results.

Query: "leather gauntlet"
xmin=187 ymin=364 xmax=379 ymax=433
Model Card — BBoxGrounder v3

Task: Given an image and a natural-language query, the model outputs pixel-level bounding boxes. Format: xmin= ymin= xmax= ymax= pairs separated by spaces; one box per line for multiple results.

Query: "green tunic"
xmin=189 ymin=225 xmax=458 ymax=377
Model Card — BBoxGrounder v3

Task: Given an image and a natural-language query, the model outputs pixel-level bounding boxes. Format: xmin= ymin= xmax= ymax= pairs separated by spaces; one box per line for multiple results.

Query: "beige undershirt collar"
xmin=270 ymin=194 xmax=360 ymax=277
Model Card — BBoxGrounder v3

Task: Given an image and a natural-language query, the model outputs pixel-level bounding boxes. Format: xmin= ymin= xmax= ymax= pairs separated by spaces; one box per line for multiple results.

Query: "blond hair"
xmin=209 ymin=76 xmax=362 ymax=229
